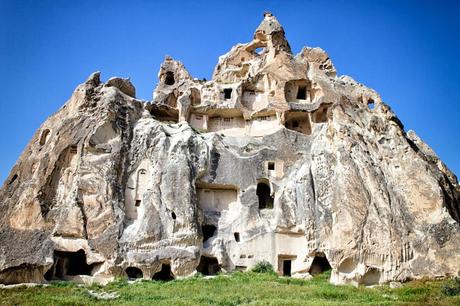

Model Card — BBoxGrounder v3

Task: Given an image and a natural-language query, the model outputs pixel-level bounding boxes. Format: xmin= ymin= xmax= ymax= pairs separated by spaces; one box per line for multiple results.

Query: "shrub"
xmin=251 ymin=260 xmax=275 ymax=274
xmin=441 ymin=277 xmax=460 ymax=296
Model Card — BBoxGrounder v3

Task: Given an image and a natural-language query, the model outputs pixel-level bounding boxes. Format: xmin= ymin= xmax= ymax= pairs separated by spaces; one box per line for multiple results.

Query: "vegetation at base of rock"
xmin=1 ymin=272 xmax=459 ymax=306
xmin=251 ymin=260 xmax=275 ymax=274
xmin=441 ymin=277 xmax=460 ymax=296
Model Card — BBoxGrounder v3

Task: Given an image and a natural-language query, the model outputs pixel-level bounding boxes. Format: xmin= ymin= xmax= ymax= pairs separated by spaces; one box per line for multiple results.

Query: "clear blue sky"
xmin=1 ymin=0 xmax=459 ymax=184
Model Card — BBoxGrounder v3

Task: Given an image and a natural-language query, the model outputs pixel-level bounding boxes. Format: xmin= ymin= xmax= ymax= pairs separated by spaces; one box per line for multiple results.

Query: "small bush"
xmin=441 ymin=277 xmax=460 ymax=296
xmin=251 ymin=261 xmax=275 ymax=274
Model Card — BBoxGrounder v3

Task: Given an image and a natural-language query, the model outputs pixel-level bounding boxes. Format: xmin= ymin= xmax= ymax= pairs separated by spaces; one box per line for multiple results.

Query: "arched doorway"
xmin=152 ymin=264 xmax=174 ymax=281
xmin=257 ymin=181 xmax=273 ymax=209
xmin=125 ymin=267 xmax=143 ymax=279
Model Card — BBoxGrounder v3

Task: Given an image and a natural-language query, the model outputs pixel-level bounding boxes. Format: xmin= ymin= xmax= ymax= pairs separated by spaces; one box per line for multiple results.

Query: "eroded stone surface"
xmin=0 ymin=12 xmax=459 ymax=286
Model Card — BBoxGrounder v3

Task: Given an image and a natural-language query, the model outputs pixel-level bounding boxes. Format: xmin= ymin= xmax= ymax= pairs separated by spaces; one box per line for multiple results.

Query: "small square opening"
xmin=234 ymin=232 xmax=240 ymax=242
xmin=268 ymin=162 xmax=275 ymax=171
xmin=296 ymin=86 xmax=307 ymax=100
xmin=135 ymin=200 xmax=141 ymax=207
xmin=223 ymin=88 xmax=232 ymax=100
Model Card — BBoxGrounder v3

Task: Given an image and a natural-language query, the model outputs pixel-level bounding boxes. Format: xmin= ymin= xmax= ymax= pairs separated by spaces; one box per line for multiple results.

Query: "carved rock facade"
xmin=1 ymin=13 xmax=459 ymax=286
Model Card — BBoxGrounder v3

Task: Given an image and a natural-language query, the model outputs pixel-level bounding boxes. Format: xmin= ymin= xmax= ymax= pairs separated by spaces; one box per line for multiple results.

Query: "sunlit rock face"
xmin=0 ymin=12 xmax=459 ymax=286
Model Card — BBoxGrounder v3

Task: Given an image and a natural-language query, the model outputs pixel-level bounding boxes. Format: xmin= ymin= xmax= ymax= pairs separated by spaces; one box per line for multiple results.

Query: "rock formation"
xmin=0 ymin=12 xmax=459 ymax=286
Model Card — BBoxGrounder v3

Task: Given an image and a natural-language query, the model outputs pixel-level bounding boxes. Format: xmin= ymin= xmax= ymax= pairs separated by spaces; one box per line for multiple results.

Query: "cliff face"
xmin=0 ymin=12 xmax=459 ymax=286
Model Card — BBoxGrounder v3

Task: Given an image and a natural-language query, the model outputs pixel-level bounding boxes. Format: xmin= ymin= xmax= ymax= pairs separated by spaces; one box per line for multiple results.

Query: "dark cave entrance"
xmin=125 ymin=267 xmax=143 ymax=279
xmin=223 ymin=88 xmax=232 ymax=100
xmin=44 ymin=250 xmax=93 ymax=281
xmin=257 ymin=182 xmax=273 ymax=209
xmin=196 ymin=256 xmax=221 ymax=276
xmin=202 ymin=224 xmax=217 ymax=243
xmin=309 ymin=253 xmax=331 ymax=275
xmin=152 ymin=264 xmax=174 ymax=281
xmin=296 ymin=85 xmax=307 ymax=100
xmin=283 ymin=260 xmax=292 ymax=276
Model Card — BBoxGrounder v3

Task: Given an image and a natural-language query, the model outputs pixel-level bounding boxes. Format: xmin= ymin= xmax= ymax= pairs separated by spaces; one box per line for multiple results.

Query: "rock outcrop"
xmin=1 ymin=12 xmax=459 ymax=286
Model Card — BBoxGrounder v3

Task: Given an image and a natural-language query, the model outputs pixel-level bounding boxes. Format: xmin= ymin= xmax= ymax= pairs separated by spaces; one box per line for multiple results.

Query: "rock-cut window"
xmin=257 ymin=182 xmax=274 ymax=209
xmin=296 ymin=85 xmax=307 ymax=100
xmin=164 ymin=71 xmax=175 ymax=85
xmin=223 ymin=88 xmax=232 ymax=100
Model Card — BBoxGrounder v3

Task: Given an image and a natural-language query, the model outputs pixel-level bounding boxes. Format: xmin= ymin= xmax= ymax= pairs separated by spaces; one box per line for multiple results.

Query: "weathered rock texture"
xmin=1 ymin=13 xmax=459 ymax=286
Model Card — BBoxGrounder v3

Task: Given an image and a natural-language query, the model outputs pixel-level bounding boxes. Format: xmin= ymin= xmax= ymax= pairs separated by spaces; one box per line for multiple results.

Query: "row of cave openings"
xmin=43 ymin=250 xmax=330 ymax=281
xmin=150 ymin=104 xmax=330 ymax=137
xmin=162 ymin=71 xmax=377 ymax=112
xmin=280 ymin=254 xmax=382 ymax=285
xmin=155 ymin=71 xmax=331 ymax=136
xmin=42 ymin=250 xmax=379 ymax=284
xmin=43 ymin=249 xmax=220 ymax=281
xmin=125 ymin=255 xmax=221 ymax=280
xmin=127 ymin=264 xmax=175 ymax=281
xmin=280 ymin=253 xmax=379 ymax=284
xmin=280 ymin=253 xmax=331 ymax=277
xmin=161 ymin=71 xmax=316 ymax=104
xmin=44 ymin=250 xmax=176 ymax=282
xmin=123 ymin=254 xmax=331 ymax=280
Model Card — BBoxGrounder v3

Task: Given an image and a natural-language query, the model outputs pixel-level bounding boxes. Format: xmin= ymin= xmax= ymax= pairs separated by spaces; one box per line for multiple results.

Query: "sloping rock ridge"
xmin=1 ymin=12 xmax=459 ymax=286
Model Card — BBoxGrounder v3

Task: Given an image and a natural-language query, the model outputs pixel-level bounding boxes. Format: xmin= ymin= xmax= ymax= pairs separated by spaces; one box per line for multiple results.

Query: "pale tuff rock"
xmin=107 ymin=77 xmax=136 ymax=98
xmin=0 ymin=13 xmax=459 ymax=286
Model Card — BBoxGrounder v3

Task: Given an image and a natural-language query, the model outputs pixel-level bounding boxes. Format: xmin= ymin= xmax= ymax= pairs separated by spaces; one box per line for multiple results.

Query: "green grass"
xmin=1 ymin=271 xmax=459 ymax=306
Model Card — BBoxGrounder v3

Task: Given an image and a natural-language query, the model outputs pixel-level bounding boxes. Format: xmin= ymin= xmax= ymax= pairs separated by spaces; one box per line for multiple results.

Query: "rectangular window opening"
xmin=268 ymin=162 xmax=275 ymax=171
xmin=223 ymin=88 xmax=232 ymax=100
xmin=296 ymin=86 xmax=307 ymax=100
